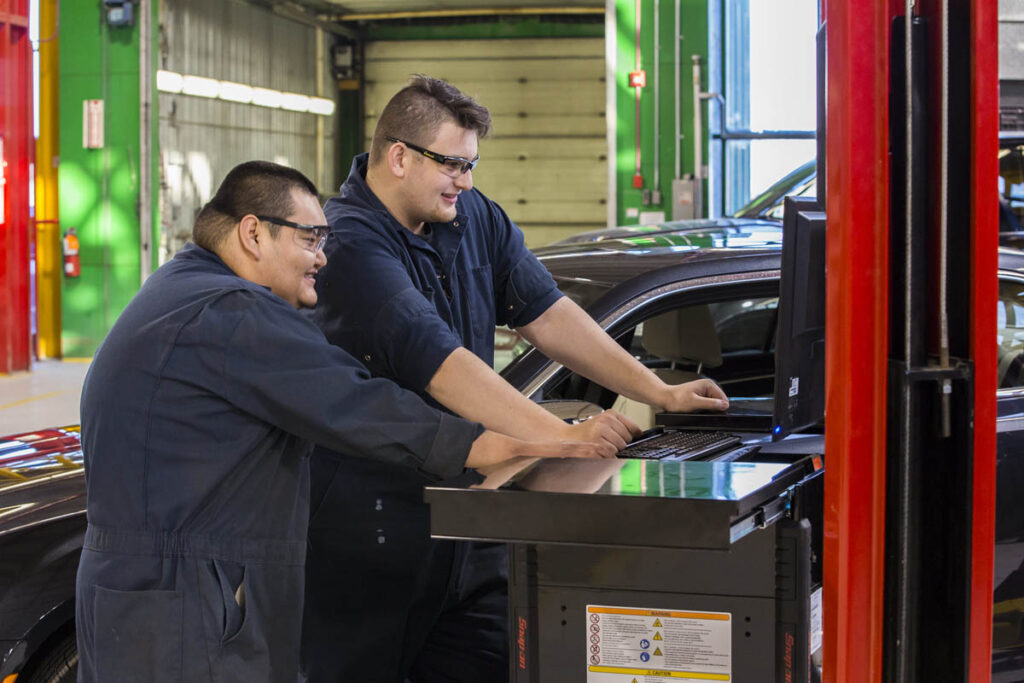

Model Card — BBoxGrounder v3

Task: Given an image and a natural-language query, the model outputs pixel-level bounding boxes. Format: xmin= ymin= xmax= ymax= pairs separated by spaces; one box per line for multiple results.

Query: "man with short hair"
xmin=75 ymin=161 xmax=611 ymax=683
xmin=302 ymin=77 xmax=729 ymax=681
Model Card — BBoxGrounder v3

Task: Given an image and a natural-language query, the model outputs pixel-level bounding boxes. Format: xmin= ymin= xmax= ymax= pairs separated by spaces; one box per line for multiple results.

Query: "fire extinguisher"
xmin=62 ymin=227 xmax=81 ymax=278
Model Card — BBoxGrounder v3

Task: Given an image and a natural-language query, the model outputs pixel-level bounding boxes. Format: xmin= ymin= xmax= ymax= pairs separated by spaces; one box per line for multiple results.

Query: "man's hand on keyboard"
xmin=562 ymin=410 xmax=642 ymax=453
xmin=658 ymin=379 xmax=730 ymax=413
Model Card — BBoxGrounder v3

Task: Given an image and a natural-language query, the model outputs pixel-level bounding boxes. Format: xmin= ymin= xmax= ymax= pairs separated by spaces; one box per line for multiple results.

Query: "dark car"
xmin=5 ymin=229 xmax=1024 ymax=681
xmin=0 ymin=428 xmax=84 ymax=683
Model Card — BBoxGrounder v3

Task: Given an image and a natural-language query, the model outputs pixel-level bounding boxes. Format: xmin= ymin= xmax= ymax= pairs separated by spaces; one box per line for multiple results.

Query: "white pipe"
xmin=316 ymin=28 xmax=325 ymax=194
xmin=674 ymin=0 xmax=680 ymax=179
xmin=653 ymin=0 xmax=660 ymax=194
xmin=139 ymin=0 xmax=152 ymax=282
xmin=692 ymin=54 xmax=703 ymax=218
xmin=605 ymin=0 xmax=617 ymax=228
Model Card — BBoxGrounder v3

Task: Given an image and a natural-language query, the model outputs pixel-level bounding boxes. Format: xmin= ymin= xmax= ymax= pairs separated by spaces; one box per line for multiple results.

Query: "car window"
xmin=763 ymin=177 xmax=818 ymax=220
xmin=494 ymin=326 xmax=529 ymax=373
xmin=528 ymin=286 xmax=780 ymax=409
xmin=492 ymin=279 xmax=615 ymax=373
xmin=1000 ymin=144 xmax=1024 ymax=230
xmin=708 ymin=297 xmax=779 ymax=354
xmin=999 ymin=278 xmax=1024 ymax=388
xmin=629 ymin=298 xmax=778 ymax=360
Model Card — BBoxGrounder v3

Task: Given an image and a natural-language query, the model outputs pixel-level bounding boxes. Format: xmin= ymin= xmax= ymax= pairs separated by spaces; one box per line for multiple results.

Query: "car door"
xmin=994 ymin=271 xmax=1024 ymax=672
xmin=514 ymin=273 xmax=780 ymax=418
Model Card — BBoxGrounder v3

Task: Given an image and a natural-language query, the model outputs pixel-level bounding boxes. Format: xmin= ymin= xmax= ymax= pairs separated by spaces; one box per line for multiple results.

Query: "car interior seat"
xmin=999 ymin=335 xmax=1024 ymax=388
xmin=611 ymin=305 xmax=723 ymax=429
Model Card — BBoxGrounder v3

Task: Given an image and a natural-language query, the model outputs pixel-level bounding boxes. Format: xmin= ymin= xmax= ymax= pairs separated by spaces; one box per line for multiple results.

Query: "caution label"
xmin=809 ymin=587 xmax=823 ymax=656
xmin=585 ymin=605 xmax=731 ymax=682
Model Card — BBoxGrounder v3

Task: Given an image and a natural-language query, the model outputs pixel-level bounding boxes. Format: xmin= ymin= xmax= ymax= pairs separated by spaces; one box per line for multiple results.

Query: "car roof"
xmin=536 ymin=225 xmax=1024 ymax=300
xmin=534 ymin=221 xmax=785 ymax=290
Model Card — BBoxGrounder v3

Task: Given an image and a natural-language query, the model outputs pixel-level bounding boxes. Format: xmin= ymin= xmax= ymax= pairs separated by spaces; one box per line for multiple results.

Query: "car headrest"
xmin=642 ymin=306 xmax=723 ymax=369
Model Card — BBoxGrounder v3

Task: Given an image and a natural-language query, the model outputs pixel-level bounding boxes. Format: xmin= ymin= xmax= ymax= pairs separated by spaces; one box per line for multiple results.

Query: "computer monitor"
xmin=772 ymin=196 xmax=827 ymax=441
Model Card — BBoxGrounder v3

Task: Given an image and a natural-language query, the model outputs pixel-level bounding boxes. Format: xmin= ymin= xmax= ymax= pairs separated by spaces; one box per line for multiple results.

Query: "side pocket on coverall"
xmin=93 ymin=585 xmax=184 ymax=682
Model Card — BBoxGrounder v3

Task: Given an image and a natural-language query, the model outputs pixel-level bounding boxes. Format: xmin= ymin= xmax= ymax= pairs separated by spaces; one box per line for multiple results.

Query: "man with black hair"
xmin=303 ymin=76 xmax=729 ymax=682
xmin=75 ymin=161 xmax=611 ymax=683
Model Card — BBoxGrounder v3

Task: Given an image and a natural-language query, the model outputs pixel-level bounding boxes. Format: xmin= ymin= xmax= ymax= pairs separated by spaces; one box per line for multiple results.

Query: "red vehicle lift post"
xmin=823 ymin=1 xmax=997 ymax=682
xmin=0 ymin=0 xmax=33 ymax=373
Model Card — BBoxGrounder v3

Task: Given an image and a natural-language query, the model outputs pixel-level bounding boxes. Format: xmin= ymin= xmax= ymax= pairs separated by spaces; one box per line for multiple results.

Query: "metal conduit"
xmin=938 ymin=0 xmax=952 ymax=435
xmin=897 ymin=4 xmax=914 ymax=680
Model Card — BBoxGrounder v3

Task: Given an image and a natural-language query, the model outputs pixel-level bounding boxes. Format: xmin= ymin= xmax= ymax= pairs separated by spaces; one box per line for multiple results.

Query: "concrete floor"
xmin=0 ymin=359 xmax=91 ymax=435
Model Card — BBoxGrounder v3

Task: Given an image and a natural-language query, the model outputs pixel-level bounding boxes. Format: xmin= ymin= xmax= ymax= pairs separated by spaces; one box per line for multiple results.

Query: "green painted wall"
xmin=614 ymin=0 xmax=708 ymax=226
xmin=59 ymin=3 xmax=159 ymax=357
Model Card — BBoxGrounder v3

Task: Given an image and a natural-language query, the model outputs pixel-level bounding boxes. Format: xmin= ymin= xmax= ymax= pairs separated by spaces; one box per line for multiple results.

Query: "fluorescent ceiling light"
xmin=252 ymin=87 xmax=282 ymax=108
xmin=308 ymin=97 xmax=335 ymax=116
xmin=182 ymin=75 xmax=219 ymax=99
xmin=160 ymin=71 xmax=334 ymax=116
xmin=218 ymin=80 xmax=253 ymax=104
xmin=280 ymin=92 xmax=311 ymax=112
xmin=156 ymin=70 xmax=183 ymax=94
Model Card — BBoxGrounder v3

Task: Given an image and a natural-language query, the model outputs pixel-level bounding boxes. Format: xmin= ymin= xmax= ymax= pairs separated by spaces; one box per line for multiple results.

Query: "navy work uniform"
xmin=302 ymin=154 xmax=561 ymax=682
xmin=76 ymin=243 xmax=482 ymax=683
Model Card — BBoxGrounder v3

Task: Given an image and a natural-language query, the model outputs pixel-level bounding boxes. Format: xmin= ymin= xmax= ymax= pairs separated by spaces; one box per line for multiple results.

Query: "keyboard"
xmin=620 ymin=428 xmax=743 ymax=461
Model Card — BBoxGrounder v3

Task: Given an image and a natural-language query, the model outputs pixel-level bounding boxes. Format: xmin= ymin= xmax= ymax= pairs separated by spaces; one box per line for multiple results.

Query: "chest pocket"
xmin=461 ymin=264 xmax=496 ymax=357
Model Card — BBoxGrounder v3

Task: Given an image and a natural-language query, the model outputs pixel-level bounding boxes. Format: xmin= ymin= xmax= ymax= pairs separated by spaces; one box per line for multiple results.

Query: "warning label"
xmin=809 ymin=587 xmax=823 ymax=655
xmin=585 ymin=605 xmax=731 ymax=682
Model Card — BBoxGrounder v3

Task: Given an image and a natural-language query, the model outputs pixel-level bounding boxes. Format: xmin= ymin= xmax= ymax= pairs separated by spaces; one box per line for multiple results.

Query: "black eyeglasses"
xmin=256 ymin=215 xmax=330 ymax=253
xmin=386 ymin=136 xmax=480 ymax=177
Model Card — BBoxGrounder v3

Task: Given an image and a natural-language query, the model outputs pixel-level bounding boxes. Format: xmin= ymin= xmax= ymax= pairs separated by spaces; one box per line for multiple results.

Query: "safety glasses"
xmin=257 ymin=215 xmax=329 ymax=253
xmin=386 ymin=136 xmax=480 ymax=177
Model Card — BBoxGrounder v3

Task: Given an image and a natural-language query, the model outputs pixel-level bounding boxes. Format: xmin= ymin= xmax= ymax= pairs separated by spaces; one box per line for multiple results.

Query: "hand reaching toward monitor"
xmin=657 ymin=378 xmax=729 ymax=413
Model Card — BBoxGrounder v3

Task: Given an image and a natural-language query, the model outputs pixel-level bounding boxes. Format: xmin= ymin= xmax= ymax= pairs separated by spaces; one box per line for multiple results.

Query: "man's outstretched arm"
xmin=426 ymin=347 xmax=641 ymax=450
xmin=518 ymin=297 xmax=730 ymax=413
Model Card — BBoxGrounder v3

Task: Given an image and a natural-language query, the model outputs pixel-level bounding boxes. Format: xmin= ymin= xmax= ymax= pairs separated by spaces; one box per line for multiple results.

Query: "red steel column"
xmin=823 ymin=1 xmax=893 ymax=681
xmin=968 ymin=0 xmax=998 ymax=679
xmin=0 ymin=0 xmax=33 ymax=373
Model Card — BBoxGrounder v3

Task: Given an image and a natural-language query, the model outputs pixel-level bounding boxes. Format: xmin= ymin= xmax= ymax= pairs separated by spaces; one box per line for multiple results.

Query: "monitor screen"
xmin=772 ymin=196 xmax=827 ymax=441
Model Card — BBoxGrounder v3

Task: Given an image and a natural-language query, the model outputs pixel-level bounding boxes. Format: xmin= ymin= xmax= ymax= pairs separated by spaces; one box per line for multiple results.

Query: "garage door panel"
xmin=484 ymin=200 xmax=607 ymax=226
xmin=475 ymin=160 xmax=605 ymax=194
xmin=365 ymin=113 xmax=605 ymax=139
xmin=365 ymin=59 xmax=604 ymax=89
xmin=478 ymin=137 xmax=606 ymax=160
xmin=479 ymin=191 xmax=605 ymax=217
xmin=519 ymin=224 xmax=606 ymax=248
xmin=365 ymin=78 xmax=603 ymax=117
xmin=365 ymin=38 xmax=603 ymax=61
xmin=353 ymin=136 xmax=607 ymax=163
xmin=364 ymin=36 xmax=606 ymax=240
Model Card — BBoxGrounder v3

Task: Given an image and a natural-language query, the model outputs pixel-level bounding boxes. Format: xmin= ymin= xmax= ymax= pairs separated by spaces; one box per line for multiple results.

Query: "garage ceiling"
xmin=318 ymin=0 xmax=602 ymax=12
xmin=257 ymin=0 xmax=603 ymax=24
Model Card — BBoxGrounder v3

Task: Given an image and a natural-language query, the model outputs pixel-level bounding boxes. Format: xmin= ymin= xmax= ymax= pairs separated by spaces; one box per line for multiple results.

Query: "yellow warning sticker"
xmin=585 ymin=604 xmax=731 ymax=683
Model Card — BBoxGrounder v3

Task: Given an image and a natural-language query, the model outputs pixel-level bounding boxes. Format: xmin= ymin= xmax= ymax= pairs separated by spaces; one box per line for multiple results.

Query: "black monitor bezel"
xmin=772 ymin=196 xmax=827 ymax=441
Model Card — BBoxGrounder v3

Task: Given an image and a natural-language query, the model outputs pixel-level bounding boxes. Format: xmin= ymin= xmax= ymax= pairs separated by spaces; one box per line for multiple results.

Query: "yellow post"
xmin=35 ymin=0 xmax=61 ymax=358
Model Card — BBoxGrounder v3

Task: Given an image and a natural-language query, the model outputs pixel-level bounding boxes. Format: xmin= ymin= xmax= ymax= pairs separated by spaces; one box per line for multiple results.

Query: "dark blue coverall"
xmin=302 ymin=154 xmax=562 ymax=682
xmin=76 ymin=243 xmax=482 ymax=683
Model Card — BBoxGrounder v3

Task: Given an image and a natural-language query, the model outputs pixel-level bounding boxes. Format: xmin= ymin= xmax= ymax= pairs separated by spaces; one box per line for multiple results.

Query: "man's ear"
xmin=236 ymin=214 xmax=263 ymax=260
xmin=387 ymin=141 xmax=410 ymax=179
